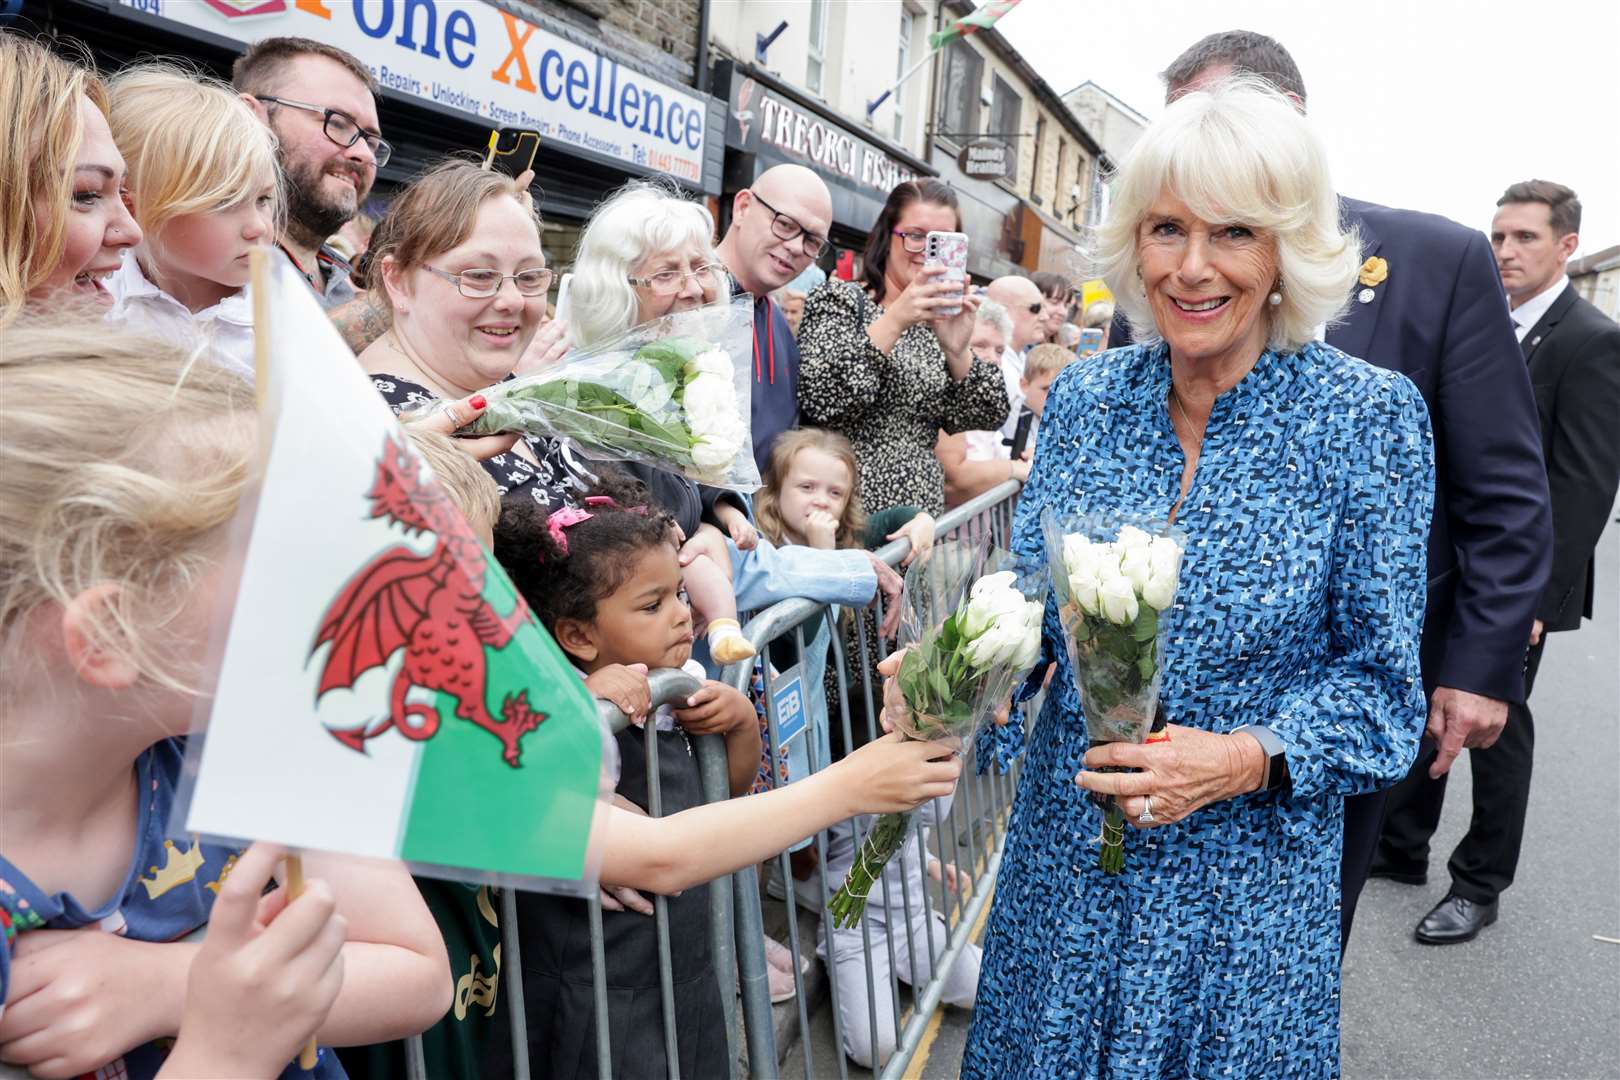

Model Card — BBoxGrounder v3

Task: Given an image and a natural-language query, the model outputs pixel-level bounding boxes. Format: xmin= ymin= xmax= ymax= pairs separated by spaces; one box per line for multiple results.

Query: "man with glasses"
xmin=234 ymin=38 xmax=385 ymax=309
xmin=714 ymin=164 xmax=834 ymax=471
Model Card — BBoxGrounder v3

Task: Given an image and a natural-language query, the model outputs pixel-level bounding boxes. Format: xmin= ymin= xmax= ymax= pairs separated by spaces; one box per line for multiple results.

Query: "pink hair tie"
xmin=544 ymin=506 xmax=594 ymax=557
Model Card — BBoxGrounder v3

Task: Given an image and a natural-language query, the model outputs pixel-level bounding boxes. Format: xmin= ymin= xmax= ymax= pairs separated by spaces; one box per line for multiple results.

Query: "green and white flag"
xmin=180 ymin=253 xmax=610 ymax=893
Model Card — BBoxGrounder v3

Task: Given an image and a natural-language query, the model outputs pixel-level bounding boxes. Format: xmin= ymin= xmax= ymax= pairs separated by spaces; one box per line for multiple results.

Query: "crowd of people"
xmin=1 ymin=20 xmax=1615 ymax=1080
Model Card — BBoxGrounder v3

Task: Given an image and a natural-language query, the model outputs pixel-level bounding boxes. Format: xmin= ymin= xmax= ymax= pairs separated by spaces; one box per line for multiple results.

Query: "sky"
xmin=996 ymin=0 xmax=1620 ymax=260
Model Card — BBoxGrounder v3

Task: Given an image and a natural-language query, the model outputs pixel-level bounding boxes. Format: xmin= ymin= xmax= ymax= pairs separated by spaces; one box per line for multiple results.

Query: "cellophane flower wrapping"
xmin=1041 ymin=509 xmax=1187 ymax=873
xmin=826 ymin=541 xmax=1047 ymax=928
xmin=451 ymin=298 xmax=760 ymax=492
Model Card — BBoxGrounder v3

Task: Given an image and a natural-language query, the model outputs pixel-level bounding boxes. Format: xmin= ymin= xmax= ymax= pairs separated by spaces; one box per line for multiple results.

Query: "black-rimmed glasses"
xmin=750 ymin=191 xmax=827 ymax=256
xmin=425 ymin=265 xmax=554 ymax=298
xmin=255 ymin=95 xmax=393 ymax=166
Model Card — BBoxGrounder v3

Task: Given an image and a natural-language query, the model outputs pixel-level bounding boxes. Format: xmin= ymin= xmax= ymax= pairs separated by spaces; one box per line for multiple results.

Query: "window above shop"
xmin=937 ymin=41 xmax=983 ymax=145
xmin=990 ymin=75 xmax=1021 ymax=184
xmin=894 ymin=8 xmax=915 ymax=142
xmin=807 ymin=0 xmax=829 ymax=96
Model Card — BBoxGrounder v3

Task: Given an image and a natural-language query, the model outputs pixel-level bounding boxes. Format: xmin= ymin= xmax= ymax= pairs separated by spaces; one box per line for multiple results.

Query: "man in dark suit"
xmin=1375 ymin=181 xmax=1620 ymax=943
xmin=1160 ymin=32 xmax=1553 ymax=947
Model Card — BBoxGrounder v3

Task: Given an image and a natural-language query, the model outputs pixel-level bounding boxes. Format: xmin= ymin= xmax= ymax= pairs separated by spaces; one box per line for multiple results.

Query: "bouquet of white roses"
xmin=448 ymin=298 xmax=759 ymax=491
xmin=827 ymin=543 xmax=1045 ymax=928
xmin=1041 ymin=510 xmax=1186 ymax=873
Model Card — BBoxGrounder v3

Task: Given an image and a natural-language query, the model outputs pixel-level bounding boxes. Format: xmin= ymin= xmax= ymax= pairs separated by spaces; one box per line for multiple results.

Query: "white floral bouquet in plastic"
xmin=827 ymin=543 xmax=1045 ymax=928
xmin=1042 ymin=511 xmax=1186 ymax=873
xmin=449 ymin=298 xmax=759 ymax=491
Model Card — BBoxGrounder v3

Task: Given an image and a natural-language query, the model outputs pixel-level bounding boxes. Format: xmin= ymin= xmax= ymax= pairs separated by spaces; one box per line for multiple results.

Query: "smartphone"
xmin=1077 ymin=327 xmax=1105 ymax=356
xmin=924 ymin=230 xmax=969 ymax=317
xmin=484 ymin=128 xmax=541 ymax=179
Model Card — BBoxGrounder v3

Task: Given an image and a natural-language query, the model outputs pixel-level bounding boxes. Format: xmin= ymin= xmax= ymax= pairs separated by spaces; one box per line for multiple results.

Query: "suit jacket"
xmin=1521 ymin=285 xmax=1620 ymax=632
xmin=1327 ymin=198 xmax=1551 ymax=703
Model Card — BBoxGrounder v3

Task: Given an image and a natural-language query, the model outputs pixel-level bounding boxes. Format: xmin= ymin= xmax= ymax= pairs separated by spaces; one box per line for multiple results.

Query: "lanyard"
xmin=753 ymin=296 xmax=776 ymax=385
xmin=277 ymin=242 xmax=322 ymax=291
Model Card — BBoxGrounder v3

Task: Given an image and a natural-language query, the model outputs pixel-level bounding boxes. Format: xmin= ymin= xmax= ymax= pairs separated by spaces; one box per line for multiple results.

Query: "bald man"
xmin=974 ymin=275 xmax=1047 ymax=453
xmin=716 ymin=165 xmax=834 ymax=470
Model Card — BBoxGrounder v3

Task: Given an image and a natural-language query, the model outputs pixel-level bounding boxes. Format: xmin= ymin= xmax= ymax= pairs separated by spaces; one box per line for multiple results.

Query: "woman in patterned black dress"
xmin=796 ymin=181 xmax=1011 ymax=760
xmin=357 ymin=161 xmax=594 ymax=510
xmin=796 ymin=179 xmax=1010 ymax=519
xmin=962 ymin=80 xmax=1434 ymax=1077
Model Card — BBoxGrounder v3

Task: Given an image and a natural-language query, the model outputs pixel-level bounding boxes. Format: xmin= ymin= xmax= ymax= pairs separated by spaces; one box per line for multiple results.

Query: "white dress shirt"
xmin=107 ymin=250 xmax=256 ymax=383
xmin=1510 ymin=275 xmax=1569 ymax=344
xmin=963 ymin=347 xmax=1024 ymax=461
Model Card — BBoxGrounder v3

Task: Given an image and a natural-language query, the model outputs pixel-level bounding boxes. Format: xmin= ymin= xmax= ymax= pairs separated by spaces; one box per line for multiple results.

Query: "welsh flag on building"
xmin=180 ymin=253 xmax=610 ymax=894
xmin=928 ymin=0 xmax=1022 ymax=50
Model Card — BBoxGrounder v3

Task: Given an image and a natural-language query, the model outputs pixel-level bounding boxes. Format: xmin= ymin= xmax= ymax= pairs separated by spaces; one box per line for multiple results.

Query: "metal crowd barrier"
xmin=407 ymin=480 xmax=1025 ymax=1080
xmin=722 ymin=479 xmax=1026 ymax=1080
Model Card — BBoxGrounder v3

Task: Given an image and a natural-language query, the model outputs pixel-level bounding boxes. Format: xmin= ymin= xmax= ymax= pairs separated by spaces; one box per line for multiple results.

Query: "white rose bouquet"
xmin=827 ymin=543 xmax=1045 ymax=928
xmin=1041 ymin=510 xmax=1187 ymax=873
xmin=447 ymin=299 xmax=760 ymax=490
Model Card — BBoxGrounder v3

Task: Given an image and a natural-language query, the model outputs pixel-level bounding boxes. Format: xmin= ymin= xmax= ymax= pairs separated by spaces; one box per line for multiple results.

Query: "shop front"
xmin=713 ymin=59 xmax=933 ymax=279
xmin=27 ymin=0 xmax=726 ymax=269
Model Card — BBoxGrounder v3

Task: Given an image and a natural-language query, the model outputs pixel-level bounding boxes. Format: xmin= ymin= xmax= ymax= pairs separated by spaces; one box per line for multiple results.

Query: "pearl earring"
xmin=1268 ymin=290 xmax=1282 ymax=306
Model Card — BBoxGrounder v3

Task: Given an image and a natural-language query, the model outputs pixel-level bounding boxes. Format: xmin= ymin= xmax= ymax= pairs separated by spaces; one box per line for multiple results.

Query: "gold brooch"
xmin=1358 ymin=256 xmax=1389 ymax=288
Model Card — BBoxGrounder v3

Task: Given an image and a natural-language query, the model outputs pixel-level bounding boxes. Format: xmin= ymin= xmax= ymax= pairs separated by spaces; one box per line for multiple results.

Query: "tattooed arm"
xmin=329 ymin=297 xmax=392 ymax=354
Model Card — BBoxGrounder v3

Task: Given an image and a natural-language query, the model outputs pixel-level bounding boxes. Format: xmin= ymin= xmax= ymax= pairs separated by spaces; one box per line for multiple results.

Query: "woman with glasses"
xmin=359 ymin=159 xmax=594 ymax=509
xmin=796 ymin=179 xmax=1009 ymax=522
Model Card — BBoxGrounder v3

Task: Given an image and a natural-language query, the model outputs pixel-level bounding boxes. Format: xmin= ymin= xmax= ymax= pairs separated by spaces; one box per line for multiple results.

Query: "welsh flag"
xmin=928 ymin=0 xmax=1022 ymax=50
xmin=180 ymin=253 xmax=609 ymax=893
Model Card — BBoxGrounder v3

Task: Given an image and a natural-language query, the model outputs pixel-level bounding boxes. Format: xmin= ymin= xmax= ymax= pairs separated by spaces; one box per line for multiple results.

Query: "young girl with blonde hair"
xmin=0 ymin=315 xmax=452 ymax=1079
xmin=105 ymin=63 xmax=280 ymax=380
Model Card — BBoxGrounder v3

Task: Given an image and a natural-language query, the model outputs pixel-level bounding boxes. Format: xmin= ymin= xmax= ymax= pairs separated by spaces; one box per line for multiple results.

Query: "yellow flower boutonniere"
xmin=1358 ymin=256 xmax=1389 ymax=288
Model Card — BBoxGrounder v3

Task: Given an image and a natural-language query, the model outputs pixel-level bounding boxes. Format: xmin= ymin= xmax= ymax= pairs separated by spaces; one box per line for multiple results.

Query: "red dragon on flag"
xmin=310 ymin=435 xmax=545 ymax=766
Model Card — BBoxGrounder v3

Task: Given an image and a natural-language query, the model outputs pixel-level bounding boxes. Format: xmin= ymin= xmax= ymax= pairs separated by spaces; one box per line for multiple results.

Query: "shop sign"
xmin=729 ymin=76 xmax=915 ymax=195
xmin=113 ymin=0 xmax=708 ymax=183
xmin=957 ymin=138 xmax=1011 ymax=180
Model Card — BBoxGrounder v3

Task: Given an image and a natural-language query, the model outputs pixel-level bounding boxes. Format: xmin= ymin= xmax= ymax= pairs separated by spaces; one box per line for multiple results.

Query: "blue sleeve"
xmin=730 ymin=538 xmax=877 ymax=612
xmin=1267 ymin=374 xmax=1435 ymax=801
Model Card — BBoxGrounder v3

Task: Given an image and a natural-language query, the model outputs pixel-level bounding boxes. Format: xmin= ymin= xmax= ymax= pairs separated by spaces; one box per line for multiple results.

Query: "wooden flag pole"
xmin=250 ymin=249 xmax=320 ymax=1072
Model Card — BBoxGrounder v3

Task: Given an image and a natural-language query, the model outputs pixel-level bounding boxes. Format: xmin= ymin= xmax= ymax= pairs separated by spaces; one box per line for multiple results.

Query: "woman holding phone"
xmin=796 ymin=178 xmax=1008 ymax=519
xmin=795 ymin=179 xmax=1010 ymax=767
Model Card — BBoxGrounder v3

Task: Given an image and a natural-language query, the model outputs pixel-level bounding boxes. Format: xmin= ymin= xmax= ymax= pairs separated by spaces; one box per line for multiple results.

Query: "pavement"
xmin=774 ymin=512 xmax=1619 ymax=1079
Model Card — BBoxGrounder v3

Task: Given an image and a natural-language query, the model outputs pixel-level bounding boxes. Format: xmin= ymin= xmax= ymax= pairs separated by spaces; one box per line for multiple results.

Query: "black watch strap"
xmin=1237 ymin=724 xmax=1289 ymax=792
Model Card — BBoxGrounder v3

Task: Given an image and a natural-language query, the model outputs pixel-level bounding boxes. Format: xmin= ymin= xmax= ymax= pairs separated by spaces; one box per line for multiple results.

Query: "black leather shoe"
xmin=1368 ymin=857 xmax=1428 ymax=886
xmin=1414 ymin=893 xmax=1498 ymax=944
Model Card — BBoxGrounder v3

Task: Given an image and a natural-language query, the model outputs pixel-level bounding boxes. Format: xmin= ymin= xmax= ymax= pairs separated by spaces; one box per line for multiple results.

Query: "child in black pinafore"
xmin=490 ymin=474 xmax=762 ymax=1079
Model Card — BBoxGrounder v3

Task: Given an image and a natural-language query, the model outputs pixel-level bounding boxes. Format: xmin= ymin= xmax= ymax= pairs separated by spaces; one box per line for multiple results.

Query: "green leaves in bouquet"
xmin=1131 ymin=605 xmax=1158 ymax=643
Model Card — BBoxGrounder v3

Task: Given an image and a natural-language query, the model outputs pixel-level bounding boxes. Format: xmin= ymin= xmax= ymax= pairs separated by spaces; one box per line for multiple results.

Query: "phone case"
xmin=926 ymin=231 xmax=969 ymax=317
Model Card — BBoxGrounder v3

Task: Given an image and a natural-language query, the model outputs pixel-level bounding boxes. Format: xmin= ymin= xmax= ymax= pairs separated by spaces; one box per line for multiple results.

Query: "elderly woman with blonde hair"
xmin=961 ymin=77 xmax=1434 ymax=1077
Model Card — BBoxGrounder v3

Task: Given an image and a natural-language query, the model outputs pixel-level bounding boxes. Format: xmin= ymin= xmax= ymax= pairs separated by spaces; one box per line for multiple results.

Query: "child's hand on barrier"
xmin=887 ymin=513 xmax=936 ymax=568
xmin=599 ymin=885 xmax=656 ymax=916
xmin=864 ymin=553 xmax=905 ymax=638
xmin=157 ymin=843 xmax=346 ymax=1079
xmin=676 ymin=681 xmax=754 ymax=736
xmin=586 ymin=663 xmax=652 ymax=724
xmin=836 ymin=731 xmax=961 ymax=815
xmin=717 ymin=504 xmax=759 ymax=551
xmin=927 ymin=856 xmax=972 ymax=895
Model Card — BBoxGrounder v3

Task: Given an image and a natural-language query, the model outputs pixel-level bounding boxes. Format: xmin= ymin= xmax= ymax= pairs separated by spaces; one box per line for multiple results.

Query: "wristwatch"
xmin=1234 ymin=724 xmax=1290 ymax=793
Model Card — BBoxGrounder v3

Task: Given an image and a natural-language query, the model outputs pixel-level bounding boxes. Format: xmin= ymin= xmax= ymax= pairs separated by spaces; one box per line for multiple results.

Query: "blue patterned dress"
xmin=962 ymin=341 xmax=1434 ymax=1079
